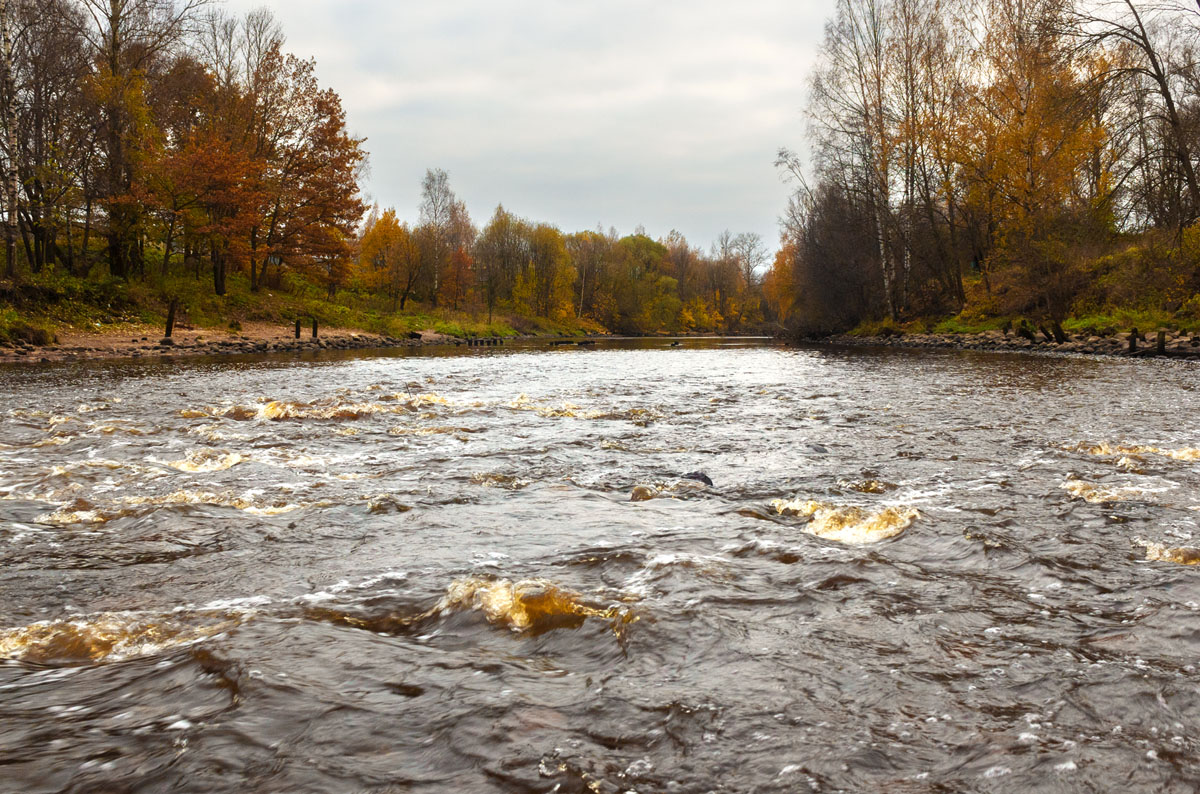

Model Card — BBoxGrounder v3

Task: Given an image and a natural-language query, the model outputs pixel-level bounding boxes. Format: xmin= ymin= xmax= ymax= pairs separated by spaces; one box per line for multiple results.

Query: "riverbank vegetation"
xmin=0 ymin=0 xmax=772 ymax=343
xmin=764 ymin=0 xmax=1200 ymax=340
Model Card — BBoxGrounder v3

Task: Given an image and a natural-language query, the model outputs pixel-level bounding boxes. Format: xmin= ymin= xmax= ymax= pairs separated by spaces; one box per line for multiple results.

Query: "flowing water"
xmin=2 ymin=339 xmax=1200 ymax=793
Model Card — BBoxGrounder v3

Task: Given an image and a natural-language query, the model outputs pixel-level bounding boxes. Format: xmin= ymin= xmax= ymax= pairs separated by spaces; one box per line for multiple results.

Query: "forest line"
xmin=763 ymin=0 xmax=1200 ymax=339
xmin=0 ymin=0 xmax=773 ymax=339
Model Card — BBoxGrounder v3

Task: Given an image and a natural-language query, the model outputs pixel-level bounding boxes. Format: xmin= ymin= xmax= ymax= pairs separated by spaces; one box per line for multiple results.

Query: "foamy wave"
xmin=36 ymin=490 xmax=326 ymax=525
xmin=837 ymin=479 xmax=897 ymax=494
xmin=167 ymin=449 xmax=247 ymax=473
xmin=471 ymin=472 xmax=529 ymax=490
xmin=1070 ymin=442 xmax=1200 ymax=463
xmin=181 ymin=393 xmax=453 ymax=422
xmin=629 ymin=479 xmax=710 ymax=502
xmin=1137 ymin=538 xmax=1200 ymax=565
xmin=434 ymin=577 xmax=634 ymax=634
xmin=1062 ymin=479 xmax=1156 ymax=504
xmin=388 ymin=425 xmax=479 ymax=437
xmin=0 ymin=610 xmax=247 ymax=664
xmin=771 ymin=498 xmax=918 ymax=544
xmin=38 ymin=498 xmax=132 ymax=525
xmin=507 ymin=394 xmax=658 ymax=424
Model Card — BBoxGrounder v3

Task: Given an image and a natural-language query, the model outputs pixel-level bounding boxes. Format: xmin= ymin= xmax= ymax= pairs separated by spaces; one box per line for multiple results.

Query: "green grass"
xmin=849 ymin=308 xmax=1188 ymax=339
xmin=0 ymin=270 xmax=605 ymax=343
xmin=1063 ymin=309 xmax=1196 ymax=336
xmin=848 ymin=317 xmax=904 ymax=337
xmin=931 ymin=314 xmax=1013 ymax=335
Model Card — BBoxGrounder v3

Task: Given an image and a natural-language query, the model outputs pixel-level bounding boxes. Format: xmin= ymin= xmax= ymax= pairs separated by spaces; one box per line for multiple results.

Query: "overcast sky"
xmin=222 ymin=0 xmax=826 ymax=253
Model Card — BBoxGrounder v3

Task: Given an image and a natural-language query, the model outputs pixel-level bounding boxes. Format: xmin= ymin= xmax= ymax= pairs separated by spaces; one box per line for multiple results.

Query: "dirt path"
xmin=0 ymin=322 xmax=465 ymax=364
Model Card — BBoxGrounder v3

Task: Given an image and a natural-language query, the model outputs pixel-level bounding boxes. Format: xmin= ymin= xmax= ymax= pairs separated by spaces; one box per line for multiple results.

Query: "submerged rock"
xmin=630 ymin=485 xmax=658 ymax=502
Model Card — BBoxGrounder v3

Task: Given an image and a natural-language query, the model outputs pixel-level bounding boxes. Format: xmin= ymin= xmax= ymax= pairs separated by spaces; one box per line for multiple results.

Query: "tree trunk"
xmin=161 ymin=215 xmax=176 ymax=276
xmin=211 ymin=243 xmax=226 ymax=296
xmin=64 ymin=208 xmax=75 ymax=274
xmin=164 ymin=298 xmax=178 ymax=338
xmin=81 ymin=196 xmax=92 ymax=274
xmin=1 ymin=0 xmax=17 ymax=280
xmin=249 ymin=227 xmax=259 ymax=291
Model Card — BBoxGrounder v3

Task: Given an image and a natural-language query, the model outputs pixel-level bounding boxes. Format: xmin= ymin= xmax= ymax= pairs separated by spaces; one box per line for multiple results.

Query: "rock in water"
xmin=630 ymin=485 xmax=658 ymax=502
xmin=681 ymin=471 xmax=713 ymax=486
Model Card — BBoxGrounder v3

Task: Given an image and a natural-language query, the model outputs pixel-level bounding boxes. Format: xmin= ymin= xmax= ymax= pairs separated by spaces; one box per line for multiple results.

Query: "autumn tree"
xmin=525 ymin=223 xmax=574 ymax=319
xmin=240 ymin=45 xmax=365 ymax=291
xmin=566 ymin=228 xmax=613 ymax=318
xmin=79 ymin=0 xmax=211 ymax=279
xmin=474 ymin=204 xmax=527 ymax=322
xmin=357 ymin=208 xmax=423 ymax=311
xmin=961 ymin=0 xmax=1109 ymax=337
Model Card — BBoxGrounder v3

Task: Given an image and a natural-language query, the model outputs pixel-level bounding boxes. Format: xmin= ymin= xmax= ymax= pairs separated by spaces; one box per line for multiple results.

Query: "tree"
xmin=1 ymin=0 xmax=16 ymax=278
xmin=243 ymin=45 xmax=365 ymax=291
xmin=1075 ymin=0 xmax=1200 ymax=225
xmin=527 ymin=223 xmax=573 ymax=318
xmin=567 ymin=228 xmax=613 ymax=318
xmin=474 ymin=204 xmax=527 ymax=322
xmin=78 ymin=0 xmax=212 ymax=279
xmin=963 ymin=0 xmax=1108 ymax=338
xmin=143 ymin=53 xmax=212 ymax=275
xmin=418 ymin=167 xmax=456 ymax=306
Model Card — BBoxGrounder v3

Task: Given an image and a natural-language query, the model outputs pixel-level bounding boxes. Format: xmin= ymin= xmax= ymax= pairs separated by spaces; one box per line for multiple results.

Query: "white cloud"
xmin=220 ymin=0 xmax=826 ymax=250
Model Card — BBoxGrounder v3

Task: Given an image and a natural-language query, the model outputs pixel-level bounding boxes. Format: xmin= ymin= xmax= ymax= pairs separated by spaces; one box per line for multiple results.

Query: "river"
xmin=2 ymin=339 xmax=1199 ymax=792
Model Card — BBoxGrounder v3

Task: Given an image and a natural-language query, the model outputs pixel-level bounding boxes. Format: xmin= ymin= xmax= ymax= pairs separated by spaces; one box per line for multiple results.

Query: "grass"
xmin=930 ymin=314 xmax=1012 ymax=335
xmin=849 ymin=307 xmax=1198 ymax=339
xmin=0 ymin=270 xmax=607 ymax=343
xmin=1063 ymin=309 xmax=1198 ymax=336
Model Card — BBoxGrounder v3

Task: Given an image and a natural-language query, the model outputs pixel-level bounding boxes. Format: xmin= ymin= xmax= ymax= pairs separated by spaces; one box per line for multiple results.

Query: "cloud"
xmin=221 ymin=0 xmax=826 ymax=250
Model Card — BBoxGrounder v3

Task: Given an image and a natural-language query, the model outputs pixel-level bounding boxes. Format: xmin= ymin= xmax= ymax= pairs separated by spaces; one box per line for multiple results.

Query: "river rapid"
xmin=2 ymin=339 xmax=1200 ymax=793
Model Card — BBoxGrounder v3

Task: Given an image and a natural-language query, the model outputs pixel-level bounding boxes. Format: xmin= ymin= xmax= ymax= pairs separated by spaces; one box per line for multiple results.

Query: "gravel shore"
xmin=0 ymin=322 xmax=479 ymax=365
xmin=825 ymin=328 xmax=1200 ymax=359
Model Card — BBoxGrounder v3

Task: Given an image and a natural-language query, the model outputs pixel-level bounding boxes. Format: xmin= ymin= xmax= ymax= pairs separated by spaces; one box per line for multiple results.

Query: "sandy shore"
xmin=0 ymin=321 xmax=471 ymax=365
xmin=824 ymin=329 xmax=1200 ymax=359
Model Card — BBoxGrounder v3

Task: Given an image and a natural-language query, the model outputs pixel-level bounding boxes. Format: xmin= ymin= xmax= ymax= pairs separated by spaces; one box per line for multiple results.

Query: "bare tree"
xmin=0 ymin=0 xmax=16 ymax=279
xmin=733 ymin=232 xmax=767 ymax=288
xmin=418 ymin=167 xmax=456 ymax=306
xmin=1074 ymin=0 xmax=1200 ymax=223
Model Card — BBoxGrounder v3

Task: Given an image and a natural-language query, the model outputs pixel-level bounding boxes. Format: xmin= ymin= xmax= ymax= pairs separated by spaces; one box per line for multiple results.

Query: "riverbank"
xmin=0 ymin=321 xmax=493 ymax=365
xmin=824 ymin=328 xmax=1200 ymax=359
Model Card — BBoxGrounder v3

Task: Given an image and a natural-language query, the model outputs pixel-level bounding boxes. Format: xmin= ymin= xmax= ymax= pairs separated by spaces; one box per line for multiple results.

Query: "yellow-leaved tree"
xmin=357 ymin=207 xmax=422 ymax=311
xmin=961 ymin=0 xmax=1111 ymax=339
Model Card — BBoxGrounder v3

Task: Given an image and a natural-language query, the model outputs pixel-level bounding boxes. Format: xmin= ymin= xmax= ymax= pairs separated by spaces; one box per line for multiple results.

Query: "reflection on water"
xmin=2 ymin=338 xmax=1200 ymax=792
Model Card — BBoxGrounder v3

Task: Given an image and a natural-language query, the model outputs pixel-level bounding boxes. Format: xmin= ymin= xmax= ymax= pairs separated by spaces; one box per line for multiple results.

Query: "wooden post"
xmin=1157 ymin=330 xmax=1167 ymax=355
xmin=164 ymin=298 xmax=178 ymax=338
xmin=1128 ymin=328 xmax=1139 ymax=353
xmin=311 ymin=318 xmax=318 ymax=339
xmin=294 ymin=319 xmax=301 ymax=339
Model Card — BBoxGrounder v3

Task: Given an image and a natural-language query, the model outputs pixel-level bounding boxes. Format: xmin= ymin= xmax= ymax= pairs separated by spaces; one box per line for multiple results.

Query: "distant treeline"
xmin=764 ymin=0 xmax=1200 ymax=337
xmin=0 ymin=0 xmax=772 ymax=336
xmin=358 ymin=171 xmax=771 ymax=334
